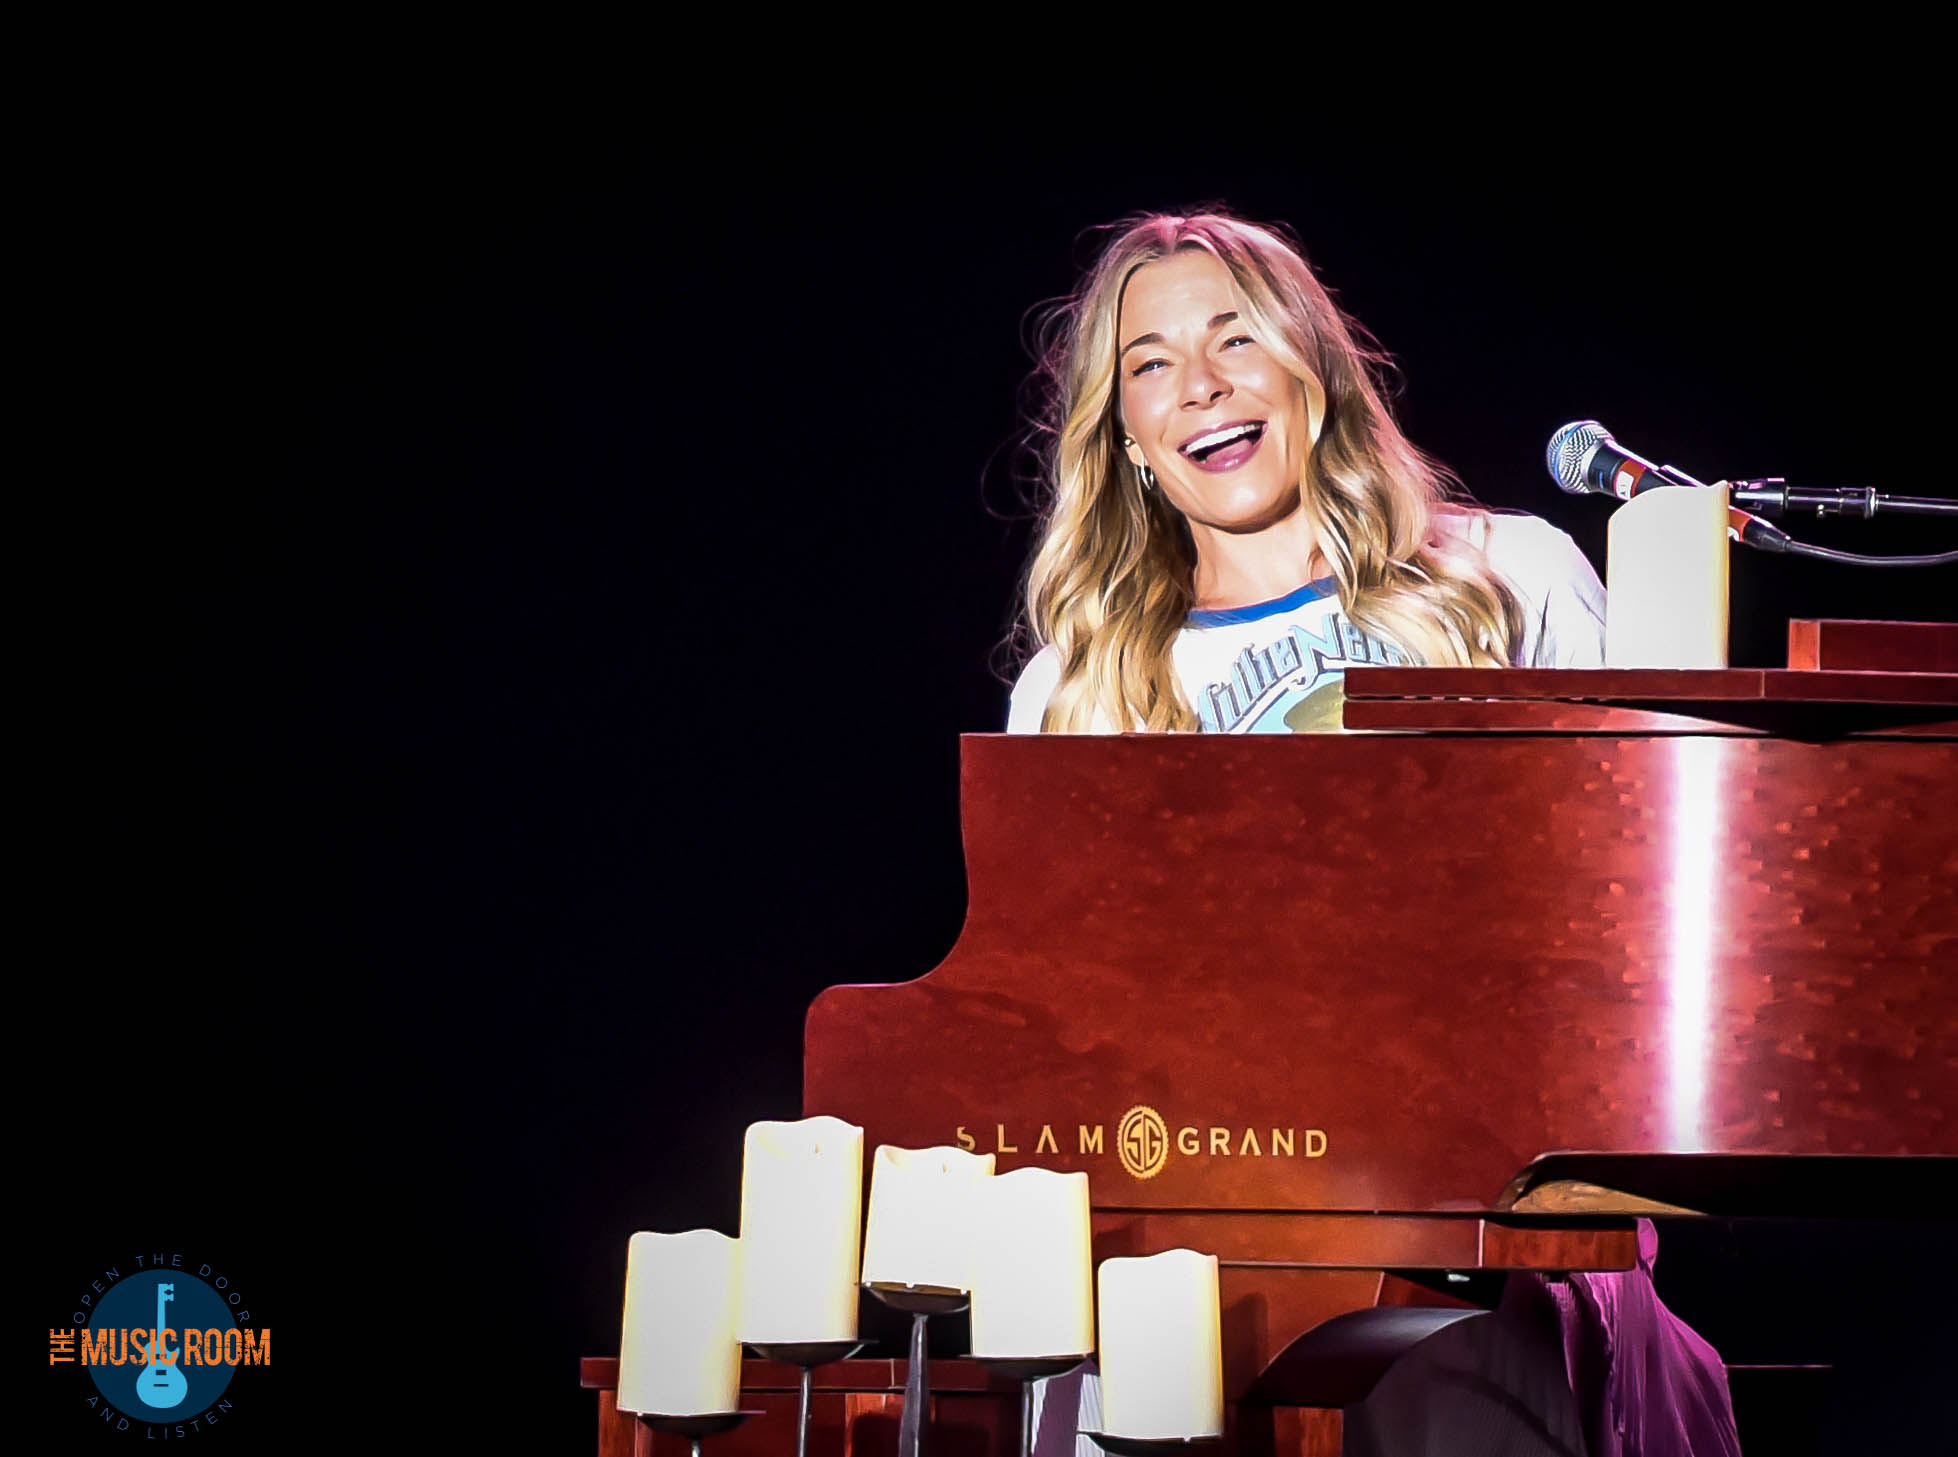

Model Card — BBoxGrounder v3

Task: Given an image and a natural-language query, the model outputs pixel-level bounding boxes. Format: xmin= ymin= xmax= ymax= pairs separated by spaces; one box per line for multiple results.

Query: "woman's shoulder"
xmin=1436 ymin=507 xmax=1598 ymax=594
xmin=1438 ymin=505 xmax=1590 ymax=573
xmin=1005 ymin=645 xmax=1062 ymax=733
xmin=1437 ymin=506 xmax=1606 ymax=667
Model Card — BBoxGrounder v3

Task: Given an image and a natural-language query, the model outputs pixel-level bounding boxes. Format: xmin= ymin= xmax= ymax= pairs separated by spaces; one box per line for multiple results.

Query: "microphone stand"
xmin=1731 ymin=479 xmax=1958 ymax=520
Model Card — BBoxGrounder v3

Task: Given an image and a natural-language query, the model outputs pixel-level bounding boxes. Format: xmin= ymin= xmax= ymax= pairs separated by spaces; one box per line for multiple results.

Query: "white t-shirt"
xmin=1006 ymin=510 xmax=1605 ymax=734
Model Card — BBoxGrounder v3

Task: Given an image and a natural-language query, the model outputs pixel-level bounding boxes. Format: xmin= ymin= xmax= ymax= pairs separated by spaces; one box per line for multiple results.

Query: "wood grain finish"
xmin=1787 ymin=619 xmax=1958 ymax=672
xmin=1340 ymin=665 xmax=1958 ymax=734
xmin=1344 ymin=665 xmax=1958 ymax=704
xmin=1090 ymin=1210 xmax=1635 ymax=1271
xmin=582 ymin=1362 xmax=1019 ymax=1457
xmin=808 ymin=731 xmax=1957 ymax=1214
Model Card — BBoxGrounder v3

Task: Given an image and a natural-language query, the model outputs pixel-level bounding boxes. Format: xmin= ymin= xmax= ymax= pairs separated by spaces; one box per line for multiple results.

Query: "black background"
xmin=36 ymin=107 xmax=1952 ymax=1451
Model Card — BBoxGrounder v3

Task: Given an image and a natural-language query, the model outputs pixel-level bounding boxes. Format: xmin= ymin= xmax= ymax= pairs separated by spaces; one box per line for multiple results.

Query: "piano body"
xmin=587 ymin=631 xmax=1957 ymax=1456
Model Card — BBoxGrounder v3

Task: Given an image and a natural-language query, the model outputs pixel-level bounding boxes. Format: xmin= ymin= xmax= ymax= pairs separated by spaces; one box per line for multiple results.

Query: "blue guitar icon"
xmin=136 ymin=1282 xmax=188 ymax=1409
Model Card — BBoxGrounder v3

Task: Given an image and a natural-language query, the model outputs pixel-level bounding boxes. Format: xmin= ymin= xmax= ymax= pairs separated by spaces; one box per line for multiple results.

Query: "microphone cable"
xmin=1730 ymin=511 xmax=1958 ymax=568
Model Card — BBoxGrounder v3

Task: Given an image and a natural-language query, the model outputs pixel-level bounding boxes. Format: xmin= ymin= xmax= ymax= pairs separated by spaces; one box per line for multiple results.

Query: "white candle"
xmin=968 ymin=1168 xmax=1093 ymax=1358
xmin=737 ymin=1116 xmax=863 ymax=1343
xmin=616 ymin=1230 xmax=742 ymax=1416
xmin=1605 ymin=483 xmax=1730 ymax=668
xmin=859 ymin=1144 xmax=996 ymax=1292
xmin=1096 ymin=1248 xmax=1223 ymax=1438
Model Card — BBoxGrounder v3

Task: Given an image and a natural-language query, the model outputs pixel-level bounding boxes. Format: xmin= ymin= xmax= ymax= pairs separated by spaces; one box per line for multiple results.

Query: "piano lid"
xmin=805 ymin=702 xmax=1957 ymax=1215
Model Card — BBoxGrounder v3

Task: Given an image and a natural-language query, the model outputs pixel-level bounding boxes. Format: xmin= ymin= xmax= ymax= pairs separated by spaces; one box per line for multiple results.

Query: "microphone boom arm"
xmin=1730 ymin=480 xmax=1958 ymax=519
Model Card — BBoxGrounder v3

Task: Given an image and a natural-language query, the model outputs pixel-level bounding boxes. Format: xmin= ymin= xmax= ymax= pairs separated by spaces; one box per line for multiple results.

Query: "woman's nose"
xmin=1183 ymin=360 xmax=1229 ymax=408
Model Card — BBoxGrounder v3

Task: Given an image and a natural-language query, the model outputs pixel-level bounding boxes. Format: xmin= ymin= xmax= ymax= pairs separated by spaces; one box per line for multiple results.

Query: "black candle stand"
xmin=1082 ymin=1435 xmax=1223 ymax=1457
xmin=747 ymin=1339 xmax=865 ymax=1457
xmin=632 ymin=1409 xmax=762 ymax=1457
xmin=866 ymin=1282 xmax=970 ymax=1457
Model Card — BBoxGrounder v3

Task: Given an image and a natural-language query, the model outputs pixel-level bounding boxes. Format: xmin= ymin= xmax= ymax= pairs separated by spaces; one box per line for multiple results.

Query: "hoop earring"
xmin=1122 ymin=436 xmax=1158 ymax=494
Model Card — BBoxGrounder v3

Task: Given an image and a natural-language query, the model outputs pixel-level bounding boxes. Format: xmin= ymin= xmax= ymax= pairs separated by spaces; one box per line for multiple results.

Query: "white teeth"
xmin=1184 ymin=423 xmax=1261 ymax=456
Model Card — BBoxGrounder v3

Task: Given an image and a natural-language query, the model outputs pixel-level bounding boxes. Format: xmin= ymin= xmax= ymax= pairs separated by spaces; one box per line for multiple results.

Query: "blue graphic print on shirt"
xmin=1193 ymin=609 xmax=1407 ymax=733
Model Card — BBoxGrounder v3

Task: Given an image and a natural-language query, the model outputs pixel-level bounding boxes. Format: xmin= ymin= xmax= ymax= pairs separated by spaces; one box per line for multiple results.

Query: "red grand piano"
xmin=587 ymin=624 xmax=1958 ymax=1457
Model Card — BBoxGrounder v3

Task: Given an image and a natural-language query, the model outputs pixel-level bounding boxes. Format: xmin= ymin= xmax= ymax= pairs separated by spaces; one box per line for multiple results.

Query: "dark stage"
xmin=35 ymin=122 xmax=1953 ymax=1452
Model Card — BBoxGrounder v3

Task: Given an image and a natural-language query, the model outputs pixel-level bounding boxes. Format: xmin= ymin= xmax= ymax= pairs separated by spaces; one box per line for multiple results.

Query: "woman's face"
xmin=1116 ymin=250 xmax=1314 ymax=535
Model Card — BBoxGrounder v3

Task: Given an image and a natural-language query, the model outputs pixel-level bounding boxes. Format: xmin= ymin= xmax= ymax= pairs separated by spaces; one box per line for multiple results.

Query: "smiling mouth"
xmin=1180 ymin=420 xmax=1267 ymax=471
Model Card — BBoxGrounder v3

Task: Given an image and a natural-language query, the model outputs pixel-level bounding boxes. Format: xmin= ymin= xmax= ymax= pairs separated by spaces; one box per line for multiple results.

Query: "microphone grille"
xmin=1546 ymin=420 xmax=1609 ymax=492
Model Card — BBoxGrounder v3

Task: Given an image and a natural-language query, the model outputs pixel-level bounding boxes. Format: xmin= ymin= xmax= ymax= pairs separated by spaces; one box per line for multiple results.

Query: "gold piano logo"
xmin=955 ymin=1111 xmax=1327 ymax=1176
xmin=1116 ymin=1105 xmax=1169 ymax=1180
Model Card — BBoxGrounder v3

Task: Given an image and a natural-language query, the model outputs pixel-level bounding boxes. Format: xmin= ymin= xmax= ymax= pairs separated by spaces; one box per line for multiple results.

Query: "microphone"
xmin=1544 ymin=419 xmax=1958 ymax=565
xmin=1545 ymin=420 xmax=1707 ymax=500
xmin=1546 ymin=420 xmax=1958 ymax=520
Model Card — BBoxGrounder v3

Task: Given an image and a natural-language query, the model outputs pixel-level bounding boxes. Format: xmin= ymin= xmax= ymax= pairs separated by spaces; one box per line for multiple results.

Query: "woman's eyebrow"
xmin=1120 ymin=311 xmax=1240 ymax=356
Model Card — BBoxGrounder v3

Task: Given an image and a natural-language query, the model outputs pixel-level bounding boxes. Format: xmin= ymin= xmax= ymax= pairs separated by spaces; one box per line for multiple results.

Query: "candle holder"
xmin=748 ymin=1340 xmax=865 ymax=1457
xmin=971 ymin=1355 xmax=1087 ymax=1457
xmin=632 ymin=1409 xmax=762 ymax=1457
xmin=867 ymin=1282 xmax=970 ymax=1457
xmin=1082 ymin=1436 xmax=1223 ymax=1457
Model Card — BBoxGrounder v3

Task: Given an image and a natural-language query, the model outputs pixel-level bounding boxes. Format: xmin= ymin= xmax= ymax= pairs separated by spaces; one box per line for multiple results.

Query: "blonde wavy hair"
xmin=1019 ymin=211 xmax=1522 ymax=732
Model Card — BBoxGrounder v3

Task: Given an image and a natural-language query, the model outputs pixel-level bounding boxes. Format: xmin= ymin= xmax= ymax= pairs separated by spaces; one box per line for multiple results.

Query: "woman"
xmin=1012 ymin=212 xmax=1740 ymax=1453
xmin=1008 ymin=210 xmax=1604 ymax=734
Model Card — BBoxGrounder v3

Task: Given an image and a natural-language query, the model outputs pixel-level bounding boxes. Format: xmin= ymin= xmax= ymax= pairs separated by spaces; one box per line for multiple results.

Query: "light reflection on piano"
xmin=1666 ymin=735 xmax=1725 ymax=1153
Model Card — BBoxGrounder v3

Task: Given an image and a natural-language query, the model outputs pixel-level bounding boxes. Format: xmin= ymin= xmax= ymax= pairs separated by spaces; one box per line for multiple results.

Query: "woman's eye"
xmin=1224 ymin=335 xmax=1254 ymax=349
xmin=1130 ymin=359 xmax=1167 ymax=376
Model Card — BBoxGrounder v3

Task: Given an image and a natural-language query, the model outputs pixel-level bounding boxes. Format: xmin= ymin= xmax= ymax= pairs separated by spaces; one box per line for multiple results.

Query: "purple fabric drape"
xmin=1547 ymin=1219 xmax=1742 ymax=1457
